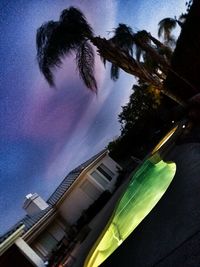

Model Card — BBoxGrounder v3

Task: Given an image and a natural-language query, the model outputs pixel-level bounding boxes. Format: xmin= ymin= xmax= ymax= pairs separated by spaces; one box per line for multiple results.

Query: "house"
xmin=0 ymin=150 xmax=121 ymax=267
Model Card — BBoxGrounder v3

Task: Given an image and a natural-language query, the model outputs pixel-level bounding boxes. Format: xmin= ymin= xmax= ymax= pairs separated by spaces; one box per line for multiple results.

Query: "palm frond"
xmin=167 ymin=35 xmax=176 ymax=47
xmin=111 ymin=64 xmax=120 ymax=81
xmin=106 ymin=23 xmax=134 ymax=81
xmin=100 ymin=55 xmax=106 ymax=66
xmin=158 ymin=45 xmax=173 ymax=61
xmin=158 ymin=18 xmax=177 ymax=43
xmin=60 ymin=7 xmax=93 ymax=39
xmin=135 ymin=46 xmax=143 ymax=61
xmin=134 ymin=30 xmax=150 ymax=44
xmin=143 ymin=53 xmax=158 ymax=73
xmin=133 ymin=31 xmax=151 ymax=61
xmin=36 ymin=7 xmax=94 ymax=87
xmin=36 ymin=21 xmax=60 ymax=85
xmin=110 ymin=24 xmax=134 ymax=55
xmin=36 ymin=21 xmax=80 ymax=86
xmin=76 ymin=42 xmax=97 ymax=92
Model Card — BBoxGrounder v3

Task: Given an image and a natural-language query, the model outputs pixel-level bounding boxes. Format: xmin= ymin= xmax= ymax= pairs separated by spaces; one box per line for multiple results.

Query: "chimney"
xmin=23 ymin=193 xmax=49 ymax=216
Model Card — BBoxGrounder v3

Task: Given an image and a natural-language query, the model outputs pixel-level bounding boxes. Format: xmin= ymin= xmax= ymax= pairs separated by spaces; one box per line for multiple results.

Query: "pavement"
xmin=69 ymin=124 xmax=200 ymax=267
xmin=101 ymin=141 xmax=200 ymax=267
xmin=70 ymin=169 xmax=133 ymax=267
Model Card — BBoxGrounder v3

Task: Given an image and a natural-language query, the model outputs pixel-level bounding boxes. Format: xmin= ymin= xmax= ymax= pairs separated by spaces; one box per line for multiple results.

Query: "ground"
xmin=101 ymin=133 xmax=200 ymax=266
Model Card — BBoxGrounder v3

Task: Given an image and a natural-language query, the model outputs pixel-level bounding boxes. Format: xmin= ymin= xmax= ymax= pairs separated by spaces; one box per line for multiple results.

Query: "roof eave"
xmin=0 ymin=224 xmax=25 ymax=256
xmin=55 ymin=150 xmax=108 ymax=208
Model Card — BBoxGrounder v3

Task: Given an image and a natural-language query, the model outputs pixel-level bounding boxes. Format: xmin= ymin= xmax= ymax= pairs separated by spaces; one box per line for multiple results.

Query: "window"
xmin=38 ymin=232 xmax=58 ymax=251
xmin=33 ymin=231 xmax=58 ymax=258
xmin=97 ymin=163 xmax=114 ymax=181
xmin=90 ymin=170 xmax=109 ymax=188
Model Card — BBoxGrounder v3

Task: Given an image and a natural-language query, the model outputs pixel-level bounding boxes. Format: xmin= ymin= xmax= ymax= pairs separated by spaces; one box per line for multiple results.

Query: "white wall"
xmin=58 ymin=154 xmax=121 ymax=225
xmin=15 ymin=238 xmax=45 ymax=267
xmin=31 ymin=219 xmax=66 ymax=260
xmin=88 ymin=154 xmax=121 ymax=192
xmin=16 ymin=154 xmax=121 ymax=264
xmin=59 ymin=177 xmax=103 ymax=224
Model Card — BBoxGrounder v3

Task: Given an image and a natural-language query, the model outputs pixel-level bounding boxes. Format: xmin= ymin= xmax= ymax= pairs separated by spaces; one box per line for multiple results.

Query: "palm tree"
xmin=105 ymin=26 xmax=194 ymax=105
xmin=158 ymin=1 xmax=193 ymax=46
xmin=158 ymin=18 xmax=177 ymax=46
xmin=36 ymin=6 xmax=186 ymax=106
xmin=107 ymin=24 xmax=134 ymax=81
xmin=36 ymin=7 xmax=97 ymax=91
xmin=36 ymin=10 xmax=159 ymax=88
xmin=101 ymin=25 xmax=166 ymax=82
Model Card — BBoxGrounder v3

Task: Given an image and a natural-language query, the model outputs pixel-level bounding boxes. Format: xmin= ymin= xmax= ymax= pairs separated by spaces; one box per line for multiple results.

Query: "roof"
xmin=0 ymin=206 xmax=52 ymax=244
xmin=0 ymin=222 xmax=24 ymax=245
xmin=0 ymin=149 xmax=107 ymax=244
xmin=47 ymin=149 xmax=107 ymax=205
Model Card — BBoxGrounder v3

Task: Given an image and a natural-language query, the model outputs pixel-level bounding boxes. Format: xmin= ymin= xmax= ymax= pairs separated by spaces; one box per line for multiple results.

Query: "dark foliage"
xmin=36 ymin=7 xmax=97 ymax=90
xmin=165 ymin=0 xmax=200 ymax=100
xmin=59 ymin=7 xmax=93 ymax=38
xmin=158 ymin=18 xmax=177 ymax=44
xmin=110 ymin=64 xmax=120 ymax=81
xmin=110 ymin=24 xmax=134 ymax=55
xmin=108 ymin=83 xmax=175 ymax=161
xmin=36 ymin=21 xmax=60 ymax=85
xmin=76 ymin=190 xmax=112 ymax=230
xmin=76 ymin=42 xmax=97 ymax=92
xmin=107 ymin=24 xmax=134 ymax=81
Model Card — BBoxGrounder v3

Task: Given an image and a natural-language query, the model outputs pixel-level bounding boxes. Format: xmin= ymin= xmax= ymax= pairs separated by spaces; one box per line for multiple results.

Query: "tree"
xmin=107 ymin=27 xmax=172 ymax=80
xmin=36 ymin=9 xmax=162 ymax=91
xmin=158 ymin=18 xmax=177 ymax=46
xmin=108 ymin=81 xmax=172 ymax=160
xmin=164 ymin=0 xmax=200 ymax=102
xmin=106 ymin=23 xmax=134 ymax=81
xmin=158 ymin=1 xmax=193 ymax=46
xmin=119 ymin=83 xmax=168 ymax=136
xmin=36 ymin=6 xmax=188 ymax=106
xmin=36 ymin=8 xmax=97 ymax=91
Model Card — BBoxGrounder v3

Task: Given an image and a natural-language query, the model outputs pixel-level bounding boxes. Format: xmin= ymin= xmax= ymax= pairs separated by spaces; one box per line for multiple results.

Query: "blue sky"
xmin=0 ymin=0 xmax=185 ymax=234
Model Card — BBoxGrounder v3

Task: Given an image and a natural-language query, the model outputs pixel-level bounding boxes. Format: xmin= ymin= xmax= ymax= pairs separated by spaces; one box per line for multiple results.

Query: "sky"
xmin=0 ymin=0 xmax=185 ymax=235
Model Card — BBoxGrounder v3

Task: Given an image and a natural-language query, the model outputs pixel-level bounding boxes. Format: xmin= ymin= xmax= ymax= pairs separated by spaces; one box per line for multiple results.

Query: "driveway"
xmin=102 ymin=142 xmax=200 ymax=267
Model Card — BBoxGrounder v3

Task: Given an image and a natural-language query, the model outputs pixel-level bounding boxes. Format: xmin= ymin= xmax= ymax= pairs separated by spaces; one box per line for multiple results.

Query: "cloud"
xmin=0 ymin=0 xmax=121 ymax=234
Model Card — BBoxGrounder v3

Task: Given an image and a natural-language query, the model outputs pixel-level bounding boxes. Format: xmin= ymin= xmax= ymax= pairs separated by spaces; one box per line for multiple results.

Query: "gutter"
xmin=23 ymin=208 xmax=56 ymax=243
xmin=0 ymin=224 xmax=25 ymax=256
xmin=56 ymin=150 xmax=108 ymax=207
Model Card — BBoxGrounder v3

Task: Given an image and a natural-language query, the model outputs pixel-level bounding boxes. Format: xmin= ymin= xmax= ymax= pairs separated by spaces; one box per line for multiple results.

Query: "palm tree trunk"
xmin=91 ymin=37 xmax=161 ymax=86
xmin=148 ymin=33 xmax=196 ymax=96
xmin=133 ymin=34 xmax=170 ymax=70
xmin=137 ymin=33 xmax=198 ymax=95
xmin=147 ymin=33 xmax=173 ymax=59
xmin=161 ymin=87 xmax=187 ymax=107
xmin=91 ymin=36 xmax=186 ymax=106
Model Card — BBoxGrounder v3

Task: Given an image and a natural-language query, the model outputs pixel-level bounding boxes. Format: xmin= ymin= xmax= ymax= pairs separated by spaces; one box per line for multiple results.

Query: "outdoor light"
xmin=151 ymin=126 xmax=178 ymax=154
xmin=182 ymin=125 xmax=186 ymax=128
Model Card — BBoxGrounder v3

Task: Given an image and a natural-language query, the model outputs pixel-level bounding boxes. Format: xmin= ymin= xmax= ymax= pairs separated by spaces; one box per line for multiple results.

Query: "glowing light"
xmin=84 ymin=159 xmax=176 ymax=267
xmin=182 ymin=125 xmax=186 ymax=128
xmin=151 ymin=126 xmax=178 ymax=154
